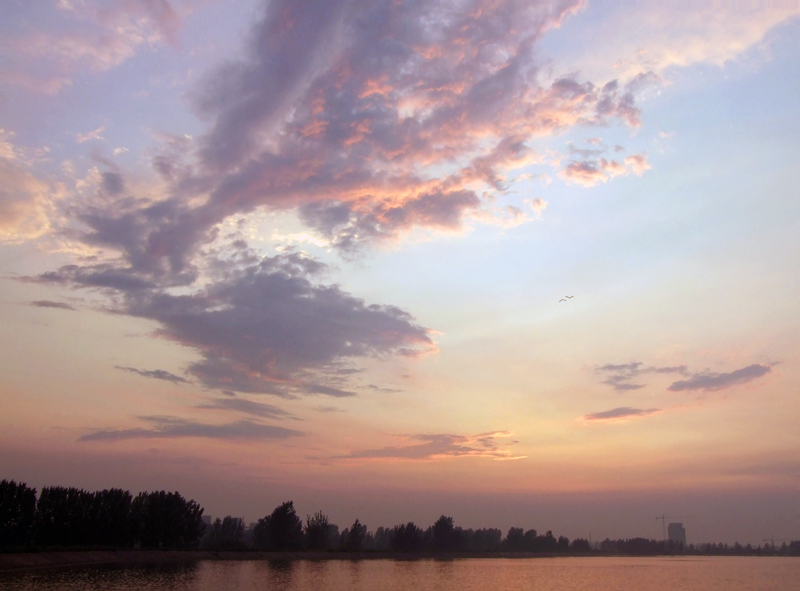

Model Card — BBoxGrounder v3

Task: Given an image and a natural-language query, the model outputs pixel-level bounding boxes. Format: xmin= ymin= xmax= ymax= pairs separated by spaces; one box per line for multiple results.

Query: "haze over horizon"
xmin=1 ymin=0 xmax=798 ymax=546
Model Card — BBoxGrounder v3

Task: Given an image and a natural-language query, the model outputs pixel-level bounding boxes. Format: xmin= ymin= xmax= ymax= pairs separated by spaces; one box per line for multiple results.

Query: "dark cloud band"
xmin=668 ymin=364 xmax=772 ymax=392
xmin=79 ymin=416 xmax=303 ymax=442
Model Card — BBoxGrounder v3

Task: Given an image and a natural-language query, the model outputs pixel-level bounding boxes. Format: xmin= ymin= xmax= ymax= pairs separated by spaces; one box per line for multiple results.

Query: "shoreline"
xmin=0 ymin=550 xmax=563 ymax=572
xmin=3 ymin=551 xmax=788 ymax=573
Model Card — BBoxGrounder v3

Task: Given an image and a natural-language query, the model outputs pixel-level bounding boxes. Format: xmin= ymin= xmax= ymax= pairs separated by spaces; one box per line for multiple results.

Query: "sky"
xmin=1 ymin=0 xmax=798 ymax=546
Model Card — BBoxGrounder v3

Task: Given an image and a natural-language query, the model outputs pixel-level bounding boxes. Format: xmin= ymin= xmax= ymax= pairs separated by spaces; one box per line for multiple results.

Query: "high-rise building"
xmin=668 ymin=522 xmax=686 ymax=545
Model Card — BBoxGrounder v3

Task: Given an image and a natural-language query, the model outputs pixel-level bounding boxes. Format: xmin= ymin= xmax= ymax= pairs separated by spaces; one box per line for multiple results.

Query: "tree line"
xmin=1 ymin=480 xmax=204 ymax=549
xmin=3 ymin=480 xmax=799 ymax=555
xmin=205 ymin=501 xmax=590 ymax=554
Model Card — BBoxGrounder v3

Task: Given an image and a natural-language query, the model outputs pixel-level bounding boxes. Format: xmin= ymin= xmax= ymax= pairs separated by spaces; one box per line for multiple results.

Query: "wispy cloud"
xmin=79 ymin=415 xmax=303 ymax=442
xmin=335 ymin=431 xmax=525 ymax=462
xmin=583 ymin=407 xmax=661 ymax=421
xmin=197 ymin=397 xmax=295 ymax=420
xmin=362 ymin=384 xmax=403 ymax=394
xmin=75 ymin=126 xmax=105 ymax=144
xmin=30 ymin=300 xmax=77 ymax=311
xmin=5 ymin=0 xmax=182 ymax=94
xmin=315 ymin=406 xmax=344 ymax=413
xmin=668 ymin=364 xmax=772 ymax=392
xmin=115 ymin=365 xmax=189 ymax=384
xmin=560 ymin=154 xmax=650 ymax=187
xmin=0 ymin=136 xmax=56 ymax=242
xmin=595 ymin=362 xmax=688 ymax=391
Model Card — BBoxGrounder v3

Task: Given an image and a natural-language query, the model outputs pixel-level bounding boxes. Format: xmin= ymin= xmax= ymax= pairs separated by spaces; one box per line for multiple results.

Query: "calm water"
xmin=1 ymin=557 xmax=797 ymax=591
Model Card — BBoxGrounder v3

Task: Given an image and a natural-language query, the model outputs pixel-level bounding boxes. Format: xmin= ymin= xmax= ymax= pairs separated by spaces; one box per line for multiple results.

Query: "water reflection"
xmin=0 ymin=563 xmax=200 ymax=591
xmin=254 ymin=560 xmax=296 ymax=591
xmin=0 ymin=557 xmax=796 ymax=591
xmin=347 ymin=559 xmax=363 ymax=588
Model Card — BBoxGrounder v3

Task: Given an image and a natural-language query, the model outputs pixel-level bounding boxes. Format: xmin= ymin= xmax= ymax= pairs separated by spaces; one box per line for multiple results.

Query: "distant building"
xmin=668 ymin=522 xmax=686 ymax=545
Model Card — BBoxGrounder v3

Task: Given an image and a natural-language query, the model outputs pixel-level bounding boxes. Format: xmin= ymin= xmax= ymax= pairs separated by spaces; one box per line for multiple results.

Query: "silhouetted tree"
xmin=431 ymin=515 xmax=459 ymax=551
xmin=341 ymin=519 xmax=367 ymax=551
xmin=391 ymin=522 xmax=423 ymax=552
xmin=256 ymin=501 xmax=303 ymax=551
xmin=253 ymin=515 xmax=271 ymax=550
xmin=0 ymin=480 xmax=37 ymax=546
xmin=326 ymin=523 xmax=340 ymax=549
xmin=505 ymin=527 xmax=526 ymax=551
xmin=130 ymin=491 xmax=205 ymax=549
xmin=523 ymin=529 xmax=538 ymax=551
xmin=557 ymin=535 xmax=570 ymax=552
xmin=539 ymin=530 xmax=558 ymax=552
xmin=305 ymin=510 xmax=331 ymax=550
xmin=206 ymin=516 xmax=245 ymax=550
xmin=34 ymin=486 xmax=93 ymax=546
xmin=372 ymin=526 xmax=392 ymax=550
xmin=469 ymin=528 xmax=502 ymax=552
xmin=570 ymin=538 xmax=591 ymax=552
xmin=89 ymin=489 xmax=133 ymax=547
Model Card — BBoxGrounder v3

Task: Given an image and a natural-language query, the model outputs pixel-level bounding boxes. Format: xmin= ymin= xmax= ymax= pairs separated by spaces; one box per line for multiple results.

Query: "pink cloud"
xmin=625 ymin=154 xmax=652 ymax=175
xmin=29 ymin=1 xmax=660 ymax=401
xmin=334 ymin=431 xmax=526 ymax=462
xmin=583 ymin=407 xmax=661 ymax=421
xmin=4 ymin=0 xmax=182 ymax=94
xmin=560 ymin=154 xmax=650 ymax=187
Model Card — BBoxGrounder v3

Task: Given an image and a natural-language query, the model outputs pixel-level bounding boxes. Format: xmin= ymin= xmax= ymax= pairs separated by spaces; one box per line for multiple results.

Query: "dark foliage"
xmin=34 ymin=487 xmax=94 ymax=546
xmin=254 ymin=501 xmax=303 ymax=551
xmin=371 ymin=526 xmax=392 ymax=550
xmin=341 ymin=518 xmax=367 ymax=551
xmin=304 ymin=510 xmax=331 ymax=550
xmin=87 ymin=489 xmax=133 ymax=547
xmin=464 ymin=528 xmax=503 ymax=552
xmin=431 ymin=515 xmax=459 ymax=551
xmin=0 ymin=480 xmax=37 ymax=546
xmin=571 ymin=537 xmax=591 ymax=552
xmin=600 ymin=537 xmax=684 ymax=555
xmin=130 ymin=491 xmax=205 ymax=549
xmin=205 ymin=516 xmax=246 ymax=550
xmin=390 ymin=522 xmax=424 ymax=552
xmin=3 ymin=479 xmax=799 ymax=557
xmin=504 ymin=527 xmax=526 ymax=551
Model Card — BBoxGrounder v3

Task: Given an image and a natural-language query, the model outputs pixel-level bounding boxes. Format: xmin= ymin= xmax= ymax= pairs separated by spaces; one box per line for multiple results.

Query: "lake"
xmin=1 ymin=556 xmax=797 ymax=590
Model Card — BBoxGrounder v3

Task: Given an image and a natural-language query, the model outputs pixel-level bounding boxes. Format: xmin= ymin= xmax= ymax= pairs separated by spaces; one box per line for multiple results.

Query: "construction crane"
xmin=655 ymin=515 xmax=690 ymax=541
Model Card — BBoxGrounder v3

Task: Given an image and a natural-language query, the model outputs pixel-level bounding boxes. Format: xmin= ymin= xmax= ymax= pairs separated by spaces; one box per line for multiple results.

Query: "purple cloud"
xmin=84 ymin=253 xmax=431 ymax=397
xmin=35 ymin=250 xmax=433 ymax=398
xmin=583 ymin=407 xmax=661 ymax=421
xmin=49 ymin=0 xmax=652 ymax=278
xmin=595 ymin=362 xmax=688 ymax=391
xmin=335 ymin=431 xmax=525 ymax=461
xmin=32 ymin=1 xmax=661 ymax=404
xmin=668 ymin=364 xmax=772 ymax=392
xmin=30 ymin=300 xmax=77 ymax=311
xmin=5 ymin=0 xmax=181 ymax=94
xmin=79 ymin=415 xmax=302 ymax=442
xmin=115 ymin=366 xmax=189 ymax=384
xmin=197 ymin=397 xmax=295 ymax=420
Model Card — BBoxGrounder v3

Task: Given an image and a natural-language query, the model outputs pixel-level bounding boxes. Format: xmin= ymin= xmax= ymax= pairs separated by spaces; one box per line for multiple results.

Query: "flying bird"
xmin=566 ymin=295 xmax=574 ymax=299
xmin=559 ymin=299 xmax=566 ymax=302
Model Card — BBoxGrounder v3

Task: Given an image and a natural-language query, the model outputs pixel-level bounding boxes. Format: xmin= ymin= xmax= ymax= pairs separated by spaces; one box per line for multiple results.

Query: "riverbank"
xmin=5 ymin=549 xmax=794 ymax=573
xmin=0 ymin=550 xmax=592 ymax=572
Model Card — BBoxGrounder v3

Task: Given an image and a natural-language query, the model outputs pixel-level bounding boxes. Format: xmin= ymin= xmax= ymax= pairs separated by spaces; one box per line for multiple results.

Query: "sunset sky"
xmin=1 ymin=0 xmax=798 ymax=545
